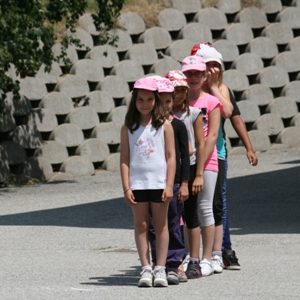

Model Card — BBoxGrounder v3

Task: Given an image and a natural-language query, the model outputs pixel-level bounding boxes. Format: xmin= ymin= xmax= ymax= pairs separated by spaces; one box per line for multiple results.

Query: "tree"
xmin=0 ymin=0 xmax=124 ymax=111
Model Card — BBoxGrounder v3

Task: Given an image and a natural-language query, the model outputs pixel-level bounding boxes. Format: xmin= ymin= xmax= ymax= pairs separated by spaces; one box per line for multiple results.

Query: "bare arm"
xmin=163 ymin=121 xmax=176 ymax=202
xmin=204 ymin=107 xmax=220 ymax=164
xmin=207 ymin=69 xmax=233 ymax=118
xmin=192 ymin=114 xmax=205 ymax=194
xmin=120 ymin=125 xmax=136 ymax=204
xmin=230 ymin=115 xmax=258 ymax=166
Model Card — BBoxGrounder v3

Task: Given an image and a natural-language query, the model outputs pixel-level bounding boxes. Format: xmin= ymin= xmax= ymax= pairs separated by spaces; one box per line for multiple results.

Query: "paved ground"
xmin=0 ymin=146 xmax=300 ymax=300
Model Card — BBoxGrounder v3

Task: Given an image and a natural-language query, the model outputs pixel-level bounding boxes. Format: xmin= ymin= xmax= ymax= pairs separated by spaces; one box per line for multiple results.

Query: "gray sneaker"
xmin=167 ymin=269 xmax=179 ymax=285
xmin=138 ymin=268 xmax=152 ymax=287
xmin=153 ymin=268 xmax=168 ymax=287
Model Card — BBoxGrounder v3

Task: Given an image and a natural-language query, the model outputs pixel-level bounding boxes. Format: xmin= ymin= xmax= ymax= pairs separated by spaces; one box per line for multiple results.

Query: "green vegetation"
xmin=0 ymin=0 xmax=124 ymax=111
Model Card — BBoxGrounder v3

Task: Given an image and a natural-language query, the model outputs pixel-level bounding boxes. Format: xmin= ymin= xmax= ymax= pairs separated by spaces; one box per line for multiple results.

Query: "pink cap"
xmin=146 ymin=75 xmax=174 ymax=93
xmin=165 ymin=70 xmax=188 ymax=88
xmin=133 ymin=77 xmax=157 ymax=91
xmin=181 ymin=55 xmax=206 ymax=73
xmin=156 ymin=77 xmax=174 ymax=93
xmin=191 ymin=42 xmax=223 ymax=66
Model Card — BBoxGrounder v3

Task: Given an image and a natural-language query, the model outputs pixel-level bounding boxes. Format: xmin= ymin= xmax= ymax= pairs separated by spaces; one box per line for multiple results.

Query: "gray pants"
xmin=197 ymin=170 xmax=218 ymax=227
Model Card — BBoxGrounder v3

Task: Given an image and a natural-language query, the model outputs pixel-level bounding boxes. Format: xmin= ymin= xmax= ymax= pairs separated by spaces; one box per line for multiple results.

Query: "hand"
xmin=207 ymin=67 xmax=220 ymax=88
xmin=192 ymin=175 xmax=203 ymax=195
xmin=247 ymin=151 xmax=258 ymax=166
xmin=124 ymin=189 xmax=137 ymax=205
xmin=162 ymin=186 xmax=173 ymax=202
xmin=178 ymin=183 xmax=189 ymax=202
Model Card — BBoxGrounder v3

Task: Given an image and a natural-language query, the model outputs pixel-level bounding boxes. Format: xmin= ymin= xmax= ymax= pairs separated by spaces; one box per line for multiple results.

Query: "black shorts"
xmin=132 ymin=189 xmax=164 ymax=203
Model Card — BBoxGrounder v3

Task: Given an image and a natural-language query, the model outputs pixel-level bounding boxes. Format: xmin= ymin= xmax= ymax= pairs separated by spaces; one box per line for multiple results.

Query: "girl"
xmin=181 ymin=55 xmax=221 ymax=276
xmin=148 ymin=76 xmax=190 ymax=285
xmin=192 ymin=42 xmax=257 ymax=272
xmin=120 ymin=76 xmax=176 ymax=287
xmin=166 ymin=70 xmax=206 ymax=279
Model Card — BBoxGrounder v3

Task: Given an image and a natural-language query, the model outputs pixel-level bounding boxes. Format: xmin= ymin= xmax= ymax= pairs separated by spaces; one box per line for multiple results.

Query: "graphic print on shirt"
xmin=201 ymin=107 xmax=208 ymax=129
xmin=135 ymin=137 xmax=155 ymax=159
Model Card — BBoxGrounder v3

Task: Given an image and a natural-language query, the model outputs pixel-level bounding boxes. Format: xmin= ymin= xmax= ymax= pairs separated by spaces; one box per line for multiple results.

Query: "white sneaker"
xmin=153 ymin=268 xmax=168 ymax=287
xmin=211 ymin=255 xmax=224 ymax=274
xmin=138 ymin=268 xmax=153 ymax=287
xmin=200 ymin=259 xmax=214 ymax=276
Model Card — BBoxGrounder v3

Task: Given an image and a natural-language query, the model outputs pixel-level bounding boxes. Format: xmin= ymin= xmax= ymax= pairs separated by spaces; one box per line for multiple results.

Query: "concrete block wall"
xmin=1 ymin=0 xmax=300 ymax=183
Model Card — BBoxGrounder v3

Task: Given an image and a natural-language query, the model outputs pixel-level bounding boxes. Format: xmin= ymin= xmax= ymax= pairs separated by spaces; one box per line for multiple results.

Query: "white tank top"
xmin=174 ymin=106 xmax=202 ymax=166
xmin=128 ymin=124 xmax=166 ymax=190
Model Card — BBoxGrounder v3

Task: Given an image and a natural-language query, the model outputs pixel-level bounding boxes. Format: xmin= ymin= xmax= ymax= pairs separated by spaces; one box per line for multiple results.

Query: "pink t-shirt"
xmin=190 ymin=92 xmax=221 ymax=172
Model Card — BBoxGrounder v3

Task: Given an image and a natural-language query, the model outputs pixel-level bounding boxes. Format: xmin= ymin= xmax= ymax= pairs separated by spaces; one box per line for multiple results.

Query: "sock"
xmin=142 ymin=265 xmax=152 ymax=271
xmin=190 ymin=257 xmax=200 ymax=263
xmin=212 ymin=251 xmax=222 ymax=257
xmin=154 ymin=265 xmax=165 ymax=271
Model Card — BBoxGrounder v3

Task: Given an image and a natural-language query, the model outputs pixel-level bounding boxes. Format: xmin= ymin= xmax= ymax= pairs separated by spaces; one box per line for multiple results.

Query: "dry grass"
xmin=121 ymin=0 xmax=171 ymax=28
xmin=122 ymin=0 xmax=262 ymax=27
xmin=54 ymin=0 xmax=263 ymax=39
xmin=202 ymin=0 xmax=219 ymax=7
xmin=241 ymin=0 xmax=262 ymax=8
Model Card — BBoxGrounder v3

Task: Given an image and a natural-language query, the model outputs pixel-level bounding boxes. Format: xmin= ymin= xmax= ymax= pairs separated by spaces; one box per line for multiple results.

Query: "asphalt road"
xmin=0 ymin=146 xmax=300 ymax=300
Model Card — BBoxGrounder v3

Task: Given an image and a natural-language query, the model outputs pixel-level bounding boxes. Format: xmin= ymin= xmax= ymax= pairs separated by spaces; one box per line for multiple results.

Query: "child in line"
xmin=166 ymin=70 xmax=206 ymax=279
xmin=192 ymin=42 xmax=258 ymax=271
xmin=191 ymin=43 xmax=233 ymax=273
xmin=120 ymin=77 xmax=176 ymax=287
xmin=148 ymin=76 xmax=190 ymax=285
xmin=182 ymin=55 xmax=221 ymax=276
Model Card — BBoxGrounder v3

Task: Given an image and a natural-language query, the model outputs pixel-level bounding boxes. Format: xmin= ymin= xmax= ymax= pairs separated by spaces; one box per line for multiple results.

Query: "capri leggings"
xmin=184 ymin=164 xmax=200 ymax=229
xmin=213 ymin=159 xmax=225 ymax=226
xmin=198 ymin=170 xmax=218 ymax=227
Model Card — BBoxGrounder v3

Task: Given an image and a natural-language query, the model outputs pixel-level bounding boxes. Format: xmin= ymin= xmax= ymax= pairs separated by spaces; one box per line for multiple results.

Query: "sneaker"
xmin=167 ymin=269 xmax=179 ymax=285
xmin=185 ymin=261 xmax=202 ymax=279
xmin=153 ymin=268 xmax=168 ymax=287
xmin=222 ymin=249 xmax=241 ymax=270
xmin=211 ymin=255 xmax=224 ymax=274
xmin=199 ymin=259 xmax=214 ymax=276
xmin=177 ymin=267 xmax=188 ymax=282
xmin=181 ymin=254 xmax=190 ymax=272
xmin=138 ymin=268 xmax=153 ymax=287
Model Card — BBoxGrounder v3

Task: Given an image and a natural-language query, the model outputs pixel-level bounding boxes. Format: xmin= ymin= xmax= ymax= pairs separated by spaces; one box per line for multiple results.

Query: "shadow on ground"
xmin=227 ymin=165 xmax=300 ymax=234
xmin=0 ymin=166 xmax=299 ymax=234
xmin=81 ymin=266 xmax=140 ymax=287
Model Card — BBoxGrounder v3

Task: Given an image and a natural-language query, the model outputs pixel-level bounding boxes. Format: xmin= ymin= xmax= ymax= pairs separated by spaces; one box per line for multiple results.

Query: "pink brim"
xmin=182 ymin=65 xmax=206 ymax=73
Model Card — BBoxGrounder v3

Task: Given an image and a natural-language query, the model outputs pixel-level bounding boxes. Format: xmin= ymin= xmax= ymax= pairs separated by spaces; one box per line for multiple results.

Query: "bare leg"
xmin=151 ymin=202 xmax=169 ymax=266
xmin=131 ymin=202 xmax=151 ymax=267
xmin=201 ymin=224 xmax=215 ymax=260
xmin=213 ymin=224 xmax=223 ymax=252
xmin=188 ymin=227 xmax=200 ymax=259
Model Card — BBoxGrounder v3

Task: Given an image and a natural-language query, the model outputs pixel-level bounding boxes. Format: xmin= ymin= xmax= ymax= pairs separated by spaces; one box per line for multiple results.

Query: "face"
xmin=159 ymin=92 xmax=173 ymax=115
xmin=173 ymin=86 xmax=188 ymax=108
xmin=135 ymin=89 xmax=156 ymax=117
xmin=184 ymin=70 xmax=206 ymax=90
xmin=206 ymin=61 xmax=221 ymax=71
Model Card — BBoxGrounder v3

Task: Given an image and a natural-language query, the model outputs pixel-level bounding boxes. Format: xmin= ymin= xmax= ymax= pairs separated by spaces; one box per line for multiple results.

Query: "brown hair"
xmin=125 ymin=89 xmax=165 ymax=133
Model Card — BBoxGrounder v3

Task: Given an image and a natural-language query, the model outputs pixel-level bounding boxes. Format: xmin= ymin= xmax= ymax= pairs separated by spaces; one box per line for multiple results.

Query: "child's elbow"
xmin=221 ymin=107 xmax=233 ymax=119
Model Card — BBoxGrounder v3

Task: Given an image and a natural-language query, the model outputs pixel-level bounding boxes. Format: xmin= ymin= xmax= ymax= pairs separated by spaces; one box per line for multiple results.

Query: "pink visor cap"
xmin=156 ymin=77 xmax=174 ymax=93
xmin=191 ymin=42 xmax=223 ymax=66
xmin=147 ymin=75 xmax=174 ymax=93
xmin=165 ymin=70 xmax=188 ymax=88
xmin=133 ymin=77 xmax=157 ymax=91
xmin=181 ymin=55 xmax=206 ymax=73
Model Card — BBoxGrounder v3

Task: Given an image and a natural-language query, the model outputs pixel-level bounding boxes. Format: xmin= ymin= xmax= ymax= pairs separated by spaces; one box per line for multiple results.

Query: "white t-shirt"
xmin=174 ymin=106 xmax=202 ymax=166
xmin=128 ymin=124 xmax=166 ymax=190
